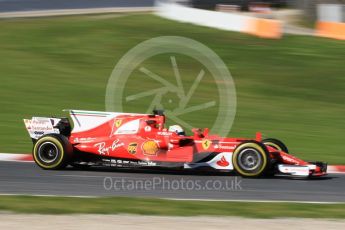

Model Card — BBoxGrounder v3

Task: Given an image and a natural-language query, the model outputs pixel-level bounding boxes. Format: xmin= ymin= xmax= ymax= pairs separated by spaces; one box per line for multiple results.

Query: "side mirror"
xmin=203 ymin=128 xmax=209 ymax=137
xmin=153 ymin=109 xmax=165 ymax=116
xmin=192 ymin=128 xmax=204 ymax=138
xmin=256 ymin=132 xmax=262 ymax=141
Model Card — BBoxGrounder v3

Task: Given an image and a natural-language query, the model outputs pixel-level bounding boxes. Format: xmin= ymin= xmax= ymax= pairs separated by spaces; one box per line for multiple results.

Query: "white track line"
xmin=164 ymin=198 xmax=345 ymax=204
xmin=0 ymin=193 xmax=98 ymax=198
xmin=0 ymin=193 xmax=344 ymax=204
xmin=0 ymin=7 xmax=154 ymax=18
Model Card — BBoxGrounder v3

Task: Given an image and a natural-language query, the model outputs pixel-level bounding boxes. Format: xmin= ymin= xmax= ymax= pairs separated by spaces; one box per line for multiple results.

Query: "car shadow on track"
xmin=64 ymin=166 xmax=335 ymax=180
xmin=66 ymin=166 xmax=234 ymax=177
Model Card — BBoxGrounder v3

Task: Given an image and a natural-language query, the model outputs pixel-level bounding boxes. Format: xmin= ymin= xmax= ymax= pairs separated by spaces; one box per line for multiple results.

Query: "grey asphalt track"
xmin=0 ymin=0 xmax=154 ymax=13
xmin=1 ymin=161 xmax=345 ymax=202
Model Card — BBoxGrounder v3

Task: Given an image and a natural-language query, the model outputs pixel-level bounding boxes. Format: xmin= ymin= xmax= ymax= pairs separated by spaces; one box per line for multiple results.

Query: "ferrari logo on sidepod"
xmin=202 ymin=139 xmax=211 ymax=150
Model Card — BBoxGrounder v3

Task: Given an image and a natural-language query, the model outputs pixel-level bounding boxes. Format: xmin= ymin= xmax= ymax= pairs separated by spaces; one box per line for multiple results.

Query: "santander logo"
xmin=216 ymin=156 xmax=229 ymax=167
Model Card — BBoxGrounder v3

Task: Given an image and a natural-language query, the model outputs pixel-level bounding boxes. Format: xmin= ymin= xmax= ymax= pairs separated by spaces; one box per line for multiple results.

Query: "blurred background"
xmin=0 ymin=0 xmax=344 ymax=166
xmin=0 ymin=1 xmax=345 ymax=227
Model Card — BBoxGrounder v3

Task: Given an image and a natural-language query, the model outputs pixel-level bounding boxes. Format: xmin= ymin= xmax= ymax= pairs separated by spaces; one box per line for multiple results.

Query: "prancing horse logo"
xmin=202 ymin=139 xmax=211 ymax=150
xmin=115 ymin=119 xmax=122 ymax=128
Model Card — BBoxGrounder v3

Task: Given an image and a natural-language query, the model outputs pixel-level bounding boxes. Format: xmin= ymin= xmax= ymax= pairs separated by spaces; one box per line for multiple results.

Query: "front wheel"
xmin=232 ymin=141 xmax=271 ymax=177
xmin=262 ymin=138 xmax=288 ymax=153
xmin=33 ymin=134 xmax=73 ymax=170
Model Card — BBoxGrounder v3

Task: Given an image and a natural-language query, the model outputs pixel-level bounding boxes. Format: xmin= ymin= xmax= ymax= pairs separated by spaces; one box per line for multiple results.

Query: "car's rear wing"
xmin=23 ymin=117 xmax=71 ymax=141
xmin=24 ymin=109 xmax=158 ymax=141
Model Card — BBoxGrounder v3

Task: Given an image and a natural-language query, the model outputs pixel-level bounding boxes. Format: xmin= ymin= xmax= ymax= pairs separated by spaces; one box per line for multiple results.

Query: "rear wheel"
xmin=262 ymin=138 xmax=288 ymax=153
xmin=232 ymin=141 xmax=271 ymax=177
xmin=33 ymin=134 xmax=73 ymax=170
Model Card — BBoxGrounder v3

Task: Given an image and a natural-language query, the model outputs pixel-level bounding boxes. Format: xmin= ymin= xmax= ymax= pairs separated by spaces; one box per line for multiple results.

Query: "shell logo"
xmin=142 ymin=140 xmax=159 ymax=156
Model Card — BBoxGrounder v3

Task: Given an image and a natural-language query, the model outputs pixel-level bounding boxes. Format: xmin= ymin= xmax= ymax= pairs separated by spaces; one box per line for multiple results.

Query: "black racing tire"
xmin=232 ymin=141 xmax=271 ymax=177
xmin=32 ymin=134 xmax=73 ymax=170
xmin=262 ymin=138 xmax=288 ymax=153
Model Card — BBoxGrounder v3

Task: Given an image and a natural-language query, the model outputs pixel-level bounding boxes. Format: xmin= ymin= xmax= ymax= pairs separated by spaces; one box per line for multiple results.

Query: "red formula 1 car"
xmin=24 ymin=110 xmax=327 ymax=178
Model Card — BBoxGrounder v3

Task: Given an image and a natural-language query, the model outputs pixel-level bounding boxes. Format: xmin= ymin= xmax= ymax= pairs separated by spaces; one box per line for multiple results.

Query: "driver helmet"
xmin=168 ymin=125 xmax=185 ymax=136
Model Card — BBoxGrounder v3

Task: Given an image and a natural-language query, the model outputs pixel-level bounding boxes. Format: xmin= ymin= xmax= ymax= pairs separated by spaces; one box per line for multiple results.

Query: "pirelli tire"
xmin=232 ymin=141 xmax=271 ymax=177
xmin=262 ymin=138 xmax=288 ymax=153
xmin=33 ymin=134 xmax=73 ymax=170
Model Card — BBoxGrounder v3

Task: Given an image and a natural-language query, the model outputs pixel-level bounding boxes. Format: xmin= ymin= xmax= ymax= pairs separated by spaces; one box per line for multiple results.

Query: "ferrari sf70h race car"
xmin=24 ymin=110 xmax=327 ymax=178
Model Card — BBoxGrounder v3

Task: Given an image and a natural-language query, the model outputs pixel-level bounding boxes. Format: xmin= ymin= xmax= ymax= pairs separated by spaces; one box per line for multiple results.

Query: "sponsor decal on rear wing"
xmin=23 ymin=117 xmax=60 ymax=139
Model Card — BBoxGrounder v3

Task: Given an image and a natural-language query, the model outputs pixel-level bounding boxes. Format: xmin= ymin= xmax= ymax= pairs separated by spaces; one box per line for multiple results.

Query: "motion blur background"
xmin=0 ymin=0 xmax=344 ymax=165
xmin=0 ymin=1 xmax=345 ymax=227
